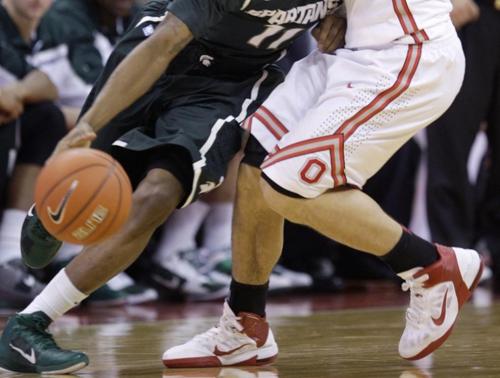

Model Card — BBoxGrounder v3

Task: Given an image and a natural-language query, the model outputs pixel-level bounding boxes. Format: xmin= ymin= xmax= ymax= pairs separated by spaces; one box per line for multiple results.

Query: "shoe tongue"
xmin=397 ymin=267 xmax=424 ymax=280
xmin=28 ymin=311 xmax=53 ymax=329
xmin=223 ymin=301 xmax=237 ymax=317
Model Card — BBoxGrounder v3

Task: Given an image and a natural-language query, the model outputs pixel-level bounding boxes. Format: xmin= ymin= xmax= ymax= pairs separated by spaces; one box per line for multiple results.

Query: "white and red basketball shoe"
xmin=163 ymin=302 xmax=278 ymax=368
xmin=398 ymin=245 xmax=484 ymax=360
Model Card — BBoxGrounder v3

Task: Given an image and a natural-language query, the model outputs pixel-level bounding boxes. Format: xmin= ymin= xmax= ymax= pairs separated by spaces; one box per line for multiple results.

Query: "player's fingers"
xmin=50 ymin=141 xmax=69 ymax=159
xmin=468 ymin=1 xmax=480 ymax=19
xmin=51 ymin=130 xmax=95 ymax=159
xmin=327 ymin=19 xmax=346 ymax=51
xmin=324 ymin=34 xmax=345 ymax=53
xmin=320 ymin=19 xmax=346 ymax=52
xmin=319 ymin=16 xmax=336 ymax=46
xmin=68 ymin=132 xmax=96 ymax=148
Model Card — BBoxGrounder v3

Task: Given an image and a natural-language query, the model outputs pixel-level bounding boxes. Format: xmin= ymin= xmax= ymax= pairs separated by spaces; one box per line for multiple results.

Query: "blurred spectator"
xmin=0 ymin=0 xmax=154 ymax=307
xmin=0 ymin=0 xmax=66 ymax=307
xmin=38 ymin=0 xmax=140 ymax=127
xmin=34 ymin=0 xmax=158 ymax=305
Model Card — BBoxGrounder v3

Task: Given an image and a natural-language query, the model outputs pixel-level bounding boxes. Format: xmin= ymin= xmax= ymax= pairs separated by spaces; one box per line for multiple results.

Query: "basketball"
xmin=34 ymin=148 xmax=132 ymax=245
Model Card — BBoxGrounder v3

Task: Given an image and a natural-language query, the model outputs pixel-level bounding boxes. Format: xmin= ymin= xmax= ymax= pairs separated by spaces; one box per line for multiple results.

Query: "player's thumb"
xmin=69 ymin=131 xmax=96 ymax=148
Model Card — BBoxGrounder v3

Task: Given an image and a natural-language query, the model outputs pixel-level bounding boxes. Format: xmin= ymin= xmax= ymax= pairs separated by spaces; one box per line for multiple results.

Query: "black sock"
xmin=228 ymin=279 xmax=268 ymax=317
xmin=382 ymin=230 xmax=439 ymax=273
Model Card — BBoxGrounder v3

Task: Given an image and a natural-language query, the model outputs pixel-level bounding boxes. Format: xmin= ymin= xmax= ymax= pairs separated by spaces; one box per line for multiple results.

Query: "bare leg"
xmin=6 ymin=164 xmax=39 ymax=211
xmin=66 ymin=168 xmax=183 ymax=293
xmin=232 ymin=164 xmax=284 ymax=285
xmin=260 ymin=180 xmax=402 ymax=256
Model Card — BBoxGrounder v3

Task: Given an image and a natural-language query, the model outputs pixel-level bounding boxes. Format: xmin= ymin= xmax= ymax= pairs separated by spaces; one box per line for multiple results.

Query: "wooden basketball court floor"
xmin=0 ymin=283 xmax=499 ymax=378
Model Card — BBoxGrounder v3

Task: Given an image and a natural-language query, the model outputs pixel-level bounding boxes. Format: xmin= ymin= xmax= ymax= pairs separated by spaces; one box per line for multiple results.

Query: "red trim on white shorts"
xmin=262 ymin=44 xmax=422 ymax=186
xmin=253 ymin=106 xmax=288 ymax=141
xmin=337 ymin=44 xmax=422 ymax=140
xmin=261 ymin=133 xmax=345 ymax=186
xmin=260 ymin=106 xmax=288 ymax=134
xmin=261 ymin=0 xmax=427 ymax=189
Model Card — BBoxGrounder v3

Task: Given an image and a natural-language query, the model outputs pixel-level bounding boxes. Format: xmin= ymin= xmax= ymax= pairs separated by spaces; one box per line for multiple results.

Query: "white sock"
xmin=154 ymin=201 xmax=210 ymax=263
xmin=0 ymin=209 xmax=27 ymax=265
xmin=21 ymin=269 xmax=88 ymax=321
xmin=202 ymin=203 xmax=233 ymax=251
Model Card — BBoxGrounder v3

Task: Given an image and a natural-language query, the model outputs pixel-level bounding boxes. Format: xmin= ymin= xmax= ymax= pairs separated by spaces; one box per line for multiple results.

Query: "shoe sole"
xmin=163 ymin=353 xmax=278 ymax=369
xmin=43 ymin=361 xmax=88 ymax=374
xmin=0 ymin=360 xmax=87 ymax=375
xmin=404 ymin=259 xmax=485 ymax=361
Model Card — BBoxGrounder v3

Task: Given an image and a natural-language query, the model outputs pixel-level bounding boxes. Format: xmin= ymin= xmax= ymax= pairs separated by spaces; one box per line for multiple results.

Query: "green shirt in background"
xmin=42 ymin=0 xmax=140 ymax=85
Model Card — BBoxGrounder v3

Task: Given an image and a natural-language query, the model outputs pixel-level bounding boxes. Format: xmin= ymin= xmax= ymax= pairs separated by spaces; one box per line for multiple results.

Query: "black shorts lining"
xmin=261 ymin=173 xmax=305 ymax=199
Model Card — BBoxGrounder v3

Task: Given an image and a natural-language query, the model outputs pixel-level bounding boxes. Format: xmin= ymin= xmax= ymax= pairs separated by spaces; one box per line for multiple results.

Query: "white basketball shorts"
xmin=244 ymin=33 xmax=465 ymax=199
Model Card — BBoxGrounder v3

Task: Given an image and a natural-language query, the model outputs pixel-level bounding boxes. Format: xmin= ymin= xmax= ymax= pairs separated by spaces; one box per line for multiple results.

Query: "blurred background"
xmin=0 ymin=0 xmax=498 ymax=313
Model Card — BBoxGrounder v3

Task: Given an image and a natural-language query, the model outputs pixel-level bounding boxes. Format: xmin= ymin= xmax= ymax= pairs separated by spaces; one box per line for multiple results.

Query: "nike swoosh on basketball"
xmin=432 ymin=288 xmax=448 ymax=326
xmin=47 ymin=180 xmax=79 ymax=224
xmin=9 ymin=343 xmax=36 ymax=364
xmin=213 ymin=343 xmax=251 ymax=357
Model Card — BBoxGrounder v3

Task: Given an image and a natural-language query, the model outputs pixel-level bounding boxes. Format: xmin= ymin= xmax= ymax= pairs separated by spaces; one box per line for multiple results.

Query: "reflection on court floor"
xmin=0 ymin=284 xmax=498 ymax=377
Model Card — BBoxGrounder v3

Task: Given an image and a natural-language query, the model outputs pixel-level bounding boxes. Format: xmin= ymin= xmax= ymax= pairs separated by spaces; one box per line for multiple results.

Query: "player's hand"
xmin=0 ymin=87 xmax=24 ymax=124
xmin=451 ymin=0 xmax=480 ymax=29
xmin=312 ymin=14 xmax=346 ymax=53
xmin=51 ymin=121 xmax=96 ymax=157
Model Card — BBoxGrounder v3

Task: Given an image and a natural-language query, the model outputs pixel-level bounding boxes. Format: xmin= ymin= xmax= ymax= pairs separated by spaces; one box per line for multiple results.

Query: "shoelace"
xmin=22 ymin=316 xmax=59 ymax=351
xmin=193 ymin=312 xmax=244 ymax=350
xmin=401 ymin=274 xmax=430 ymax=327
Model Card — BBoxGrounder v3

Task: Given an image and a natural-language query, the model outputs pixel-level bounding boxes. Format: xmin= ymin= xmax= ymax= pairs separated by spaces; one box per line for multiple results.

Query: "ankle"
xmin=21 ymin=269 xmax=88 ymax=321
xmin=228 ymin=279 xmax=268 ymax=317
xmin=382 ymin=230 xmax=439 ymax=274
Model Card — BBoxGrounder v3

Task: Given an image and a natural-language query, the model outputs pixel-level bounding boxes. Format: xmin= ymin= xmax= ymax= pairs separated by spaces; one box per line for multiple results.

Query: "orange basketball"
xmin=35 ymin=148 xmax=132 ymax=245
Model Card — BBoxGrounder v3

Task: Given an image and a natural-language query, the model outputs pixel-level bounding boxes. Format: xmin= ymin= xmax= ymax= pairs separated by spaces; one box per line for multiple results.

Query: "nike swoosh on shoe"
xmin=213 ymin=343 xmax=251 ymax=357
xmin=9 ymin=343 xmax=36 ymax=364
xmin=432 ymin=288 xmax=448 ymax=326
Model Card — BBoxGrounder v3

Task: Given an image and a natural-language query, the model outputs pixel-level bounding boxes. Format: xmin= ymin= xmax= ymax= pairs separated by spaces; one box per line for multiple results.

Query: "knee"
xmin=128 ymin=169 xmax=184 ymax=233
xmin=27 ymin=102 xmax=66 ymax=140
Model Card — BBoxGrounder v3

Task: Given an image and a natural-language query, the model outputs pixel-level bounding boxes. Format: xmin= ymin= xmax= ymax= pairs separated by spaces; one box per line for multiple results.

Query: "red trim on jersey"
xmin=393 ymin=0 xmax=411 ymax=35
xmin=401 ymin=0 xmax=420 ymax=32
xmin=392 ymin=0 xmax=430 ymax=44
